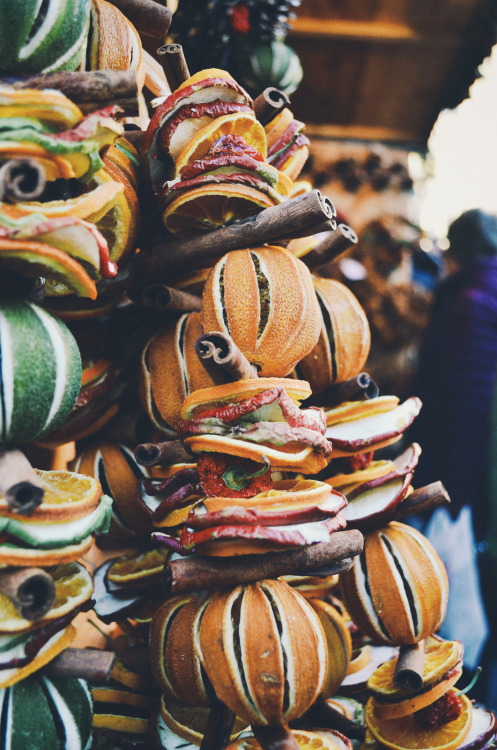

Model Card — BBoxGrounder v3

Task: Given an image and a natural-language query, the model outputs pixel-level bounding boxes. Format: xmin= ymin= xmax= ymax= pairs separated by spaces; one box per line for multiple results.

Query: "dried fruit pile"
xmin=0 ymin=3 xmax=494 ymax=750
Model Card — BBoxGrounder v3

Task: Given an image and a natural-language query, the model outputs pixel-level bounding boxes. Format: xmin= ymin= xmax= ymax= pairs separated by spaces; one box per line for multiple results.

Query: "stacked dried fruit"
xmin=0 ymin=6 xmax=495 ymax=748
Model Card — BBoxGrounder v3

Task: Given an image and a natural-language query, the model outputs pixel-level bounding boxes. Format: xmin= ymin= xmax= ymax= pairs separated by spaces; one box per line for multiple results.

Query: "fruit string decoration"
xmin=149 ymin=579 xmax=330 ymax=750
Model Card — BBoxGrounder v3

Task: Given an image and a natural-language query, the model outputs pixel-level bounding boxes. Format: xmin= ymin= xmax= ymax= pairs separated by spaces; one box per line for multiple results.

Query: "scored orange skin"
xmin=340 ymin=522 xmax=448 ymax=645
xmin=309 ymin=278 xmax=370 ymax=387
xmin=310 ymin=599 xmax=352 ymax=698
xmin=150 ymin=595 xmax=209 ymax=706
xmin=141 ymin=313 xmax=216 ymax=431
xmin=202 ymin=247 xmax=321 ymax=377
xmin=75 ymin=442 xmax=150 ymax=532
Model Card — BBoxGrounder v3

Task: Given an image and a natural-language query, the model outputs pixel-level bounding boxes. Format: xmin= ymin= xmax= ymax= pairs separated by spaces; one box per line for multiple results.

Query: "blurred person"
xmin=414 ymin=208 xmax=497 ymax=706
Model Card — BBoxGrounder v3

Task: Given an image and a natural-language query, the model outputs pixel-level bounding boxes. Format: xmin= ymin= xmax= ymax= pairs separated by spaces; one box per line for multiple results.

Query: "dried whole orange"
xmin=340 ymin=521 xmax=448 ymax=645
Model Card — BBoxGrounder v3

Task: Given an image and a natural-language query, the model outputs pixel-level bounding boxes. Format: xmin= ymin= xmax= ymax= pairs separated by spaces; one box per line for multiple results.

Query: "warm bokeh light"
xmin=420 ymin=44 xmax=497 ymax=239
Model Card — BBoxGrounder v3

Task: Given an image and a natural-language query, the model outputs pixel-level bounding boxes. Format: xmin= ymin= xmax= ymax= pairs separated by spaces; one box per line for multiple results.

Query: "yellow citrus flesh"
xmin=227 ymin=730 xmax=353 ymax=749
xmin=106 ymin=548 xmax=170 ymax=584
xmin=0 ymin=562 xmax=92 ymax=632
xmin=0 ymin=470 xmax=101 ymax=520
xmin=368 ymin=639 xmax=462 ymax=697
xmin=12 ymin=180 xmax=123 ymax=221
xmin=365 ymin=692 xmax=473 ymax=750
xmin=162 ymin=184 xmax=275 ymax=238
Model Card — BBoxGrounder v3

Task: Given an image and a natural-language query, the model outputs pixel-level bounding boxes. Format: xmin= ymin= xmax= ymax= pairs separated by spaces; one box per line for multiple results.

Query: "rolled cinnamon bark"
xmin=107 ymin=0 xmax=172 ymax=39
xmin=293 ymin=699 xmax=366 ymax=741
xmin=0 ymin=567 xmax=56 ymax=620
xmin=394 ymin=641 xmax=425 ymax=691
xmin=141 ymin=284 xmax=201 ymax=312
xmin=254 ymin=87 xmax=291 ymax=126
xmin=45 ymin=648 xmax=116 ymax=682
xmin=312 ymin=373 xmax=379 ymax=407
xmin=280 ymin=218 xmax=337 ymax=243
xmin=134 ymin=439 xmax=192 ymax=467
xmin=139 ymin=190 xmax=335 ymax=282
xmin=199 ymin=699 xmax=236 ymax=750
xmin=387 ymin=481 xmax=450 ymax=523
xmin=12 ymin=70 xmax=139 ymax=115
xmin=163 ymin=530 xmax=364 ymax=596
xmin=0 ymin=159 xmax=46 ymax=202
xmin=122 ymin=127 xmax=145 ymax=150
xmin=252 ymin=725 xmax=300 ymax=750
xmin=299 ymin=223 xmax=358 ymax=270
xmin=157 ymin=43 xmax=190 ymax=91
xmin=0 ymin=449 xmax=44 ymax=513
xmin=195 ymin=332 xmax=259 ymax=383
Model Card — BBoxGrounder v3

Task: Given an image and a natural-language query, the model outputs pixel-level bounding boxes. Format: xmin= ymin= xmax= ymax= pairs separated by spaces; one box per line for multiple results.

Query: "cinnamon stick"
xmin=45 ymin=648 xmax=116 ymax=682
xmin=195 ymin=332 xmax=259 ymax=382
xmin=0 ymin=159 xmax=46 ymax=202
xmin=134 ymin=439 xmax=192 ymax=467
xmin=387 ymin=481 xmax=451 ymax=523
xmin=254 ymin=87 xmax=291 ymax=126
xmin=394 ymin=641 xmax=425 ymax=691
xmin=0 ymin=567 xmax=56 ymax=620
xmin=294 ymin=699 xmax=366 ymax=741
xmin=121 ymin=127 xmax=145 ymax=151
xmin=299 ymin=223 xmax=358 ymax=270
xmin=252 ymin=725 xmax=299 ymax=750
xmin=279 ymin=218 xmax=337 ymax=243
xmin=140 ymin=284 xmax=202 ymax=312
xmin=199 ymin=699 xmax=235 ymax=750
xmin=163 ymin=530 xmax=364 ymax=596
xmin=157 ymin=44 xmax=190 ymax=91
xmin=311 ymin=373 xmax=379 ymax=407
xmin=107 ymin=0 xmax=172 ymax=40
xmin=0 ymin=449 xmax=44 ymax=513
xmin=12 ymin=70 xmax=139 ymax=115
xmin=139 ymin=190 xmax=335 ymax=282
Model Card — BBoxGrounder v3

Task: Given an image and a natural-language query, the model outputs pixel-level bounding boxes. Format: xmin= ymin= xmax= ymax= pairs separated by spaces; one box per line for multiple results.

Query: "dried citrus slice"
xmin=368 ymin=639 xmax=463 ymax=697
xmin=0 ymin=623 xmax=75 ymax=689
xmin=12 ymin=180 xmax=123 ymax=222
xmin=175 ymin=113 xmax=267 ymax=172
xmin=96 ymin=152 xmax=139 ymax=262
xmin=162 ymin=183 xmax=276 ymax=238
xmin=0 ymin=538 xmax=94 ymax=567
xmin=0 ymin=562 xmax=92 ymax=632
xmin=371 ymin=667 xmax=463 ymax=721
xmin=160 ymin=697 xmax=246 ymax=745
xmin=0 ymin=470 xmax=101 ymax=521
xmin=0 ymin=238 xmax=97 ymax=299
xmin=365 ymin=692 xmax=473 ymax=750
xmin=106 ymin=548 xmax=170 ymax=585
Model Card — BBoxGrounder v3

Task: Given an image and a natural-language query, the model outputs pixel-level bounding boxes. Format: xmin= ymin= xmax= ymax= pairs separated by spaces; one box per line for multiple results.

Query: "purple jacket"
xmin=414 ymin=257 xmax=497 ymax=537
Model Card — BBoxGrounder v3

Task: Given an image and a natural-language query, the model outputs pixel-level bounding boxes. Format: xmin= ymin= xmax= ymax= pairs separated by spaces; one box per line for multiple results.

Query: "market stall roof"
xmin=287 ymin=0 xmax=497 ymax=148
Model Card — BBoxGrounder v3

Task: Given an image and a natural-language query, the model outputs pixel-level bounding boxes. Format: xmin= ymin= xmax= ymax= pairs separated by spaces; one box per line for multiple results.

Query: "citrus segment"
xmin=163 ymin=184 xmax=276 ymax=238
xmin=365 ymin=692 xmax=473 ymax=750
xmin=107 ymin=548 xmax=170 ymax=584
xmin=368 ymin=639 xmax=462 ymax=697
xmin=0 ymin=562 xmax=92 ymax=632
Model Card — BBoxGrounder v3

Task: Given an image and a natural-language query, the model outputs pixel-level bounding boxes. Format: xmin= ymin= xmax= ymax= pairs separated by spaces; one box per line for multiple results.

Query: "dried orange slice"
xmin=0 ymin=538 xmax=94 ymax=567
xmin=106 ymin=548 xmax=170 ymax=585
xmin=0 ymin=470 xmax=102 ymax=521
xmin=175 ymin=113 xmax=267 ymax=172
xmin=11 ymin=180 xmax=123 ymax=222
xmin=0 ymin=562 xmax=92 ymax=632
xmin=371 ymin=667 xmax=463 ymax=721
xmin=365 ymin=692 xmax=473 ymax=750
xmin=0 ymin=623 xmax=75 ymax=689
xmin=162 ymin=183 xmax=276 ymax=238
xmin=368 ymin=639 xmax=463 ymax=698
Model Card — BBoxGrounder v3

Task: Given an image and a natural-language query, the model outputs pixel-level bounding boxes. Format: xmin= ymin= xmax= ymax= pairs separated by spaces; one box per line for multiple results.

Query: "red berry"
xmin=415 ymin=692 xmax=463 ymax=729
